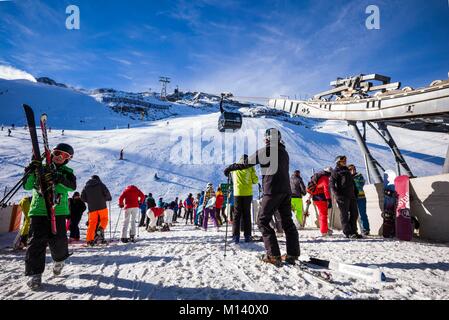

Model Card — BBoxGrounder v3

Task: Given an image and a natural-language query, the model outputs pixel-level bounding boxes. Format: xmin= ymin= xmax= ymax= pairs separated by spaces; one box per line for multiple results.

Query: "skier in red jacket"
xmin=118 ymin=185 xmax=145 ymax=243
xmin=308 ymin=168 xmax=333 ymax=237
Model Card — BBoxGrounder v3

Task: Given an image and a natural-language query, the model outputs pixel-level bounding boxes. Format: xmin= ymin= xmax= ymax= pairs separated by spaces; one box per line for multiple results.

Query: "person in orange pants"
xmin=307 ymin=168 xmax=333 ymax=236
xmin=81 ymin=175 xmax=112 ymax=246
xmin=86 ymin=208 xmax=109 ymax=243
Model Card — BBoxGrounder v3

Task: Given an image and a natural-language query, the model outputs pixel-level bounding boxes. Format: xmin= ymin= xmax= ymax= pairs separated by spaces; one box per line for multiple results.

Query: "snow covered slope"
xmin=0 ymin=79 xmax=135 ymax=130
xmin=1 ymin=112 xmax=447 ymax=205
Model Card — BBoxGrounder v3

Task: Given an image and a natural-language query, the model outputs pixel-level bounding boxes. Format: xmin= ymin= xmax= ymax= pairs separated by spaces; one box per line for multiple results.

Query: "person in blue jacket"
xmin=139 ymin=195 xmax=147 ymax=227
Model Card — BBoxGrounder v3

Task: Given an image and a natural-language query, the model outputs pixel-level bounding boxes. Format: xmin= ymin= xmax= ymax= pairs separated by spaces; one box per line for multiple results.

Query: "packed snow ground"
xmin=1 ymin=208 xmax=449 ymax=300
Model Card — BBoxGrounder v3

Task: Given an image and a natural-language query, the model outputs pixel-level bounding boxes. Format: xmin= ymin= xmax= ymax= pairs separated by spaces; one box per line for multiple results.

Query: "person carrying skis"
xmin=138 ymin=195 xmax=147 ymax=227
xmin=230 ymin=154 xmax=259 ymax=243
xmin=290 ymin=170 xmax=307 ymax=228
xmin=118 ymin=185 xmax=145 ymax=243
xmin=68 ymin=192 xmax=86 ymax=243
xmin=202 ymin=183 xmax=219 ymax=231
xmin=307 ymin=168 xmax=333 ymax=237
xmin=330 ymin=156 xmax=362 ymax=239
xmin=81 ymin=175 xmax=112 ymax=246
xmin=348 ymin=164 xmax=370 ymax=236
xmin=224 ymin=128 xmax=300 ymax=267
xmin=16 ymin=196 xmax=32 ymax=250
xmin=184 ymin=193 xmax=194 ymax=225
xmin=24 ymin=143 xmax=76 ymax=289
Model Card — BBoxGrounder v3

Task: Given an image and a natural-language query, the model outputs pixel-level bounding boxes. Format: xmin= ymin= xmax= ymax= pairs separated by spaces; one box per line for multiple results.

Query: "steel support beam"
xmin=348 ymin=121 xmax=383 ymax=184
xmin=370 ymin=122 xmax=415 ymax=178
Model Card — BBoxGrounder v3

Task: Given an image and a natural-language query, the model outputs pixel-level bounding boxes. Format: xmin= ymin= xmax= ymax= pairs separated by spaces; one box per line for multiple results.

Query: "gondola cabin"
xmin=218 ymin=111 xmax=243 ymax=132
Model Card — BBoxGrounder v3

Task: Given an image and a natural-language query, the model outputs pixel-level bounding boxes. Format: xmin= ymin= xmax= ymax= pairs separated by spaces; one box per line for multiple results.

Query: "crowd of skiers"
xmin=17 ymin=127 xmax=371 ymax=289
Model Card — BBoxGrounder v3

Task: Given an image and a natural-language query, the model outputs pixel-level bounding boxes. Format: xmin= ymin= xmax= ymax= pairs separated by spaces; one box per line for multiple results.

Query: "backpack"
xmin=186 ymin=197 xmax=193 ymax=207
xmin=307 ymin=172 xmax=327 ymax=195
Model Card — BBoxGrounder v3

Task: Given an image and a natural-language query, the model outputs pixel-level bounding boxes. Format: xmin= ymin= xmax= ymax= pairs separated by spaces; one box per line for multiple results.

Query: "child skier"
xmin=68 ymin=192 xmax=86 ymax=243
xmin=16 ymin=196 xmax=32 ymax=250
xmin=24 ymin=143 xmax=76 ymax=289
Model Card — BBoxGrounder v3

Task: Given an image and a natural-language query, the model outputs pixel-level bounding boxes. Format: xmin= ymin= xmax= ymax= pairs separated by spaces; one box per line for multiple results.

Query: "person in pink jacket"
xmin=118 ymin=185 xmax=145 ymax=243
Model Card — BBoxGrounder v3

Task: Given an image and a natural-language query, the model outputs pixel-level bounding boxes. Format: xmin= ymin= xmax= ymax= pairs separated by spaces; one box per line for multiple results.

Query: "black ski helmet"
xmin=53 ymin=143 xmax=74 ymax=157
xmin=264 ymin=128 xmax=281 ymax=143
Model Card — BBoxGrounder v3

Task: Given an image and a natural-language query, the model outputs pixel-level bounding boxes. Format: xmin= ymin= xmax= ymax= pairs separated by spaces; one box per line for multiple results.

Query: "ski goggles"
xmin=52 ymin=150 xmax=72 ymax=160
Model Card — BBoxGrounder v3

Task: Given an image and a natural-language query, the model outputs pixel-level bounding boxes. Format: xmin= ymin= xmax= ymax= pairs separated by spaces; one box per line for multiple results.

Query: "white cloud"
xmin=0 ymin=65 xmax=36 ymax=82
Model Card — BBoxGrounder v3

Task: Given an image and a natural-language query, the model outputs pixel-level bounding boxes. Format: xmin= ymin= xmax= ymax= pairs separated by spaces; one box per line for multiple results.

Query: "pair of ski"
xmin=23 ymin=104 xmax=58 ymax=235
xmin=266 ymin=256 xmax=386 ymax=285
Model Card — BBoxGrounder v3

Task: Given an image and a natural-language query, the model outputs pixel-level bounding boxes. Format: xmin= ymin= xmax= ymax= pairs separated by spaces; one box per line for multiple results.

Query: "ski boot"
xmin=84 ymin=240 xmax=96 ymax=247
xmin=244 ymin=236 xmax=252 ymax=243
xmin=347 ymin=233 xmax=363 ymax=239
xmin=129 ymin=236 xmax=136 ymax=243
xmin=121 ymin=238 xmax=129 ymax=243
xmin=27 ymin=274 xmax=42 ymax=291
xmin=232 ymin=236 xmax=240 ymax=244
xmin=53 ymin=261 xmax=65 ymax=276
xmin=259 ymin=254 xmax=282 ymax=268
xmin=281 ymin=255 xmax=299 ymax=265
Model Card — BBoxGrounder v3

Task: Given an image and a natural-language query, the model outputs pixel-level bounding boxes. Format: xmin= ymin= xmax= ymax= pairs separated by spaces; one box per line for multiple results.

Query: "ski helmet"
xmin=53 ymin=143 xmax=74 ymax=157
xmin=324 ymin=166 xmax=333 ymax=173
xmin=264 ymin=128 xmax=281 ymax=143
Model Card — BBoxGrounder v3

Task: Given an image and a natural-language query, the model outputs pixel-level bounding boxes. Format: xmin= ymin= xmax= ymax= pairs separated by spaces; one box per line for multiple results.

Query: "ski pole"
xmin=224 ymin=174 xmax=232 ymax=259
xmin=0 ymin=170 xmax=32 ymax=206
xmin=108 ymin=201 xmax=112 ymax=242
xmin=113 ymin=208 xmax=123 ymax=241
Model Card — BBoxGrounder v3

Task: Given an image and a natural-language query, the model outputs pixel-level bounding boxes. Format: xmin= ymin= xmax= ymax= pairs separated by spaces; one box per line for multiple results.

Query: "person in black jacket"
xmin=81 ymin=175 xmax=112 ymax=246
xmin=68 ymin=192 xmax=86 ymax=242
xmin=290 ymin=170 xmax=307 ymax=228
xmin=224 ymin=128 xmax=300 ymax=267
xmin=329 ymin=156 xmax=362 ymax=239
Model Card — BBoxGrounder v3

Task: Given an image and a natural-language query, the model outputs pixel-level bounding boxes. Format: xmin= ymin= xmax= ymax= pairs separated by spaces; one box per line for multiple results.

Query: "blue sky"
xmin=0 ymin=0 xmax=448 ymax=97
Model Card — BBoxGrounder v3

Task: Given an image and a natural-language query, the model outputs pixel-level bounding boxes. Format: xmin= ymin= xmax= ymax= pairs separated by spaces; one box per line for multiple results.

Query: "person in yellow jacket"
xmin=16 ymin=196 xmax=32 ymax=249
xmin=231 ymin=154 xmax=259 ymax=243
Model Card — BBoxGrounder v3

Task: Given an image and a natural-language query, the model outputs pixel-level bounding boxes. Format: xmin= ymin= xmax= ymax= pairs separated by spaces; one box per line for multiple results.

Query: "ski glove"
xmin=223 ymin=167 xmax=232 ymax=177
xmin=327 ymin=199 xmax=332 ymax=209
xmin=25 ymin=159 xmax=42 ymax=173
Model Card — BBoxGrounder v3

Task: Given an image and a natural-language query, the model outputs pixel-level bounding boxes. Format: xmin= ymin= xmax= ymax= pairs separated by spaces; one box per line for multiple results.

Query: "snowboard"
xmin=394 ymin=176 xmax=413 ymax=241
xmin=382 ymin=170 xmax=397 ymax=238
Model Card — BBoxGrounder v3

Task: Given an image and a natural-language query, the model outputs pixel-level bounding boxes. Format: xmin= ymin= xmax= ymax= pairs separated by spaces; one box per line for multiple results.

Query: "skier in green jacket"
xmin=24 ymin=143 xmax=76 ymax=290
xmin=231 ymin=154 xmax=259 ymax=243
